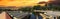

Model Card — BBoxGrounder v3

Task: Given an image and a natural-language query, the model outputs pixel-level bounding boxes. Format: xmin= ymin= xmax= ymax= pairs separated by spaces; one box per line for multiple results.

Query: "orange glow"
xmin=38 ymin=0 xmax=50 ymax=2
xmin=0 ymin=0 xmax=39 ymax=7
xmin=39 ymin=3 xmax=46 ymax=6
xmin=44 ymin=0 xmax=50 ymax=2
xmin=0 ymin=0 xmax=51 ymax=7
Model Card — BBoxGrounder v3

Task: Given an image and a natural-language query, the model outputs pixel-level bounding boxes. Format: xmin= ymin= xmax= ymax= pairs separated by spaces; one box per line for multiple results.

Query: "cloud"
xmin=0 ymin=0 xmax=50 ymax=7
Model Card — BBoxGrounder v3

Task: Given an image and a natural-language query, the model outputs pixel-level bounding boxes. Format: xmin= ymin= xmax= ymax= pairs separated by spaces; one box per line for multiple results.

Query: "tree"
xmin=20 ymin=7 xmax=32 ymax=12
xmin=33 ymin=5 xmax=42 ymax=10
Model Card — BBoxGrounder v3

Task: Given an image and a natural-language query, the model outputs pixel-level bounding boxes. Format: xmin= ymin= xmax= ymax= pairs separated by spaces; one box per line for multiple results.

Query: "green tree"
xmin=20 ymin=7 xmax=32 ymax=12
xmin=33 ymin=5 xmax=42 ymax=10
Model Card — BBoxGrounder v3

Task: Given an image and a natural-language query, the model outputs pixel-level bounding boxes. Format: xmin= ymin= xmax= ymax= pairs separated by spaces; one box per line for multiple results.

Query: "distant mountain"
xmin=38 ymin=0 xmax=60 ymax=5
xmin=51 ymin=0 xmax=60 ymax=5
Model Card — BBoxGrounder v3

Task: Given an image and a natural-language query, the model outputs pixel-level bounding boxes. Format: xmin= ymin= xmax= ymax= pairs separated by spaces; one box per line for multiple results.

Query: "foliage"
xmin=20 ymin=7 xmax=32 ymax=12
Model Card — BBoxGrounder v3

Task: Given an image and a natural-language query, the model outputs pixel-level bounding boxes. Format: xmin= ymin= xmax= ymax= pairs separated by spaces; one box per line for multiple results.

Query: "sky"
xmin=0 ymin=0 xmax=50 ymax=7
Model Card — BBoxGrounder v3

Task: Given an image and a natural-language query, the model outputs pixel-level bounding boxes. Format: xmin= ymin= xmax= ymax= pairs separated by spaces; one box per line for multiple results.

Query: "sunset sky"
xmin=0 ymin=0 xmax=50 ymax=7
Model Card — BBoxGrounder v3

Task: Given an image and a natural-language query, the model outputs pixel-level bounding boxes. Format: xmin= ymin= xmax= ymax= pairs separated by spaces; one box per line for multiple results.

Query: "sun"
xmin=44 ymin=0 xmax=50 ymax=2
xmin=38 ymin=0 xmax=50 ymax=2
